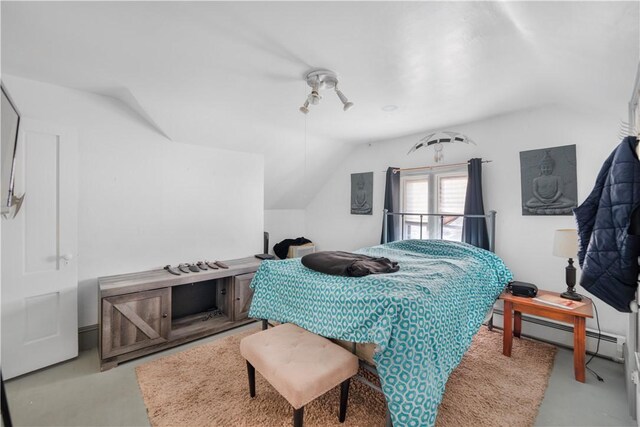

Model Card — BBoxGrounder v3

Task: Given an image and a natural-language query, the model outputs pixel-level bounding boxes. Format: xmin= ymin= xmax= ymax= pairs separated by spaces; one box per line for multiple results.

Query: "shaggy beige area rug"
xmin=136 ymin=327 xmax=556 ymax=427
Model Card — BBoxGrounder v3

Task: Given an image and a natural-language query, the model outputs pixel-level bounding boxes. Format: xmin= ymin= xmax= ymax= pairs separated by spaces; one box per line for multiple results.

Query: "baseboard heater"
xmin=78 ymin=309 xmax=625 ymax=360
xmin=492 ymin=308 xmax=625 ymax=362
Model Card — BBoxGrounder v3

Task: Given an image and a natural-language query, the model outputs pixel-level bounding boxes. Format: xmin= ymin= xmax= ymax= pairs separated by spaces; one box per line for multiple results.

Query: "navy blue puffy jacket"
xmin=574 ymin=137 xmax=640 ymax=312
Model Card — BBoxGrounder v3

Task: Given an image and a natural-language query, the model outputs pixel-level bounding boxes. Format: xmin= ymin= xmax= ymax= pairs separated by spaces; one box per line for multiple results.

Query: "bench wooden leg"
xmin=247 ymin=361 xmax=256 ymax=397
xmin=261 ymin=319 xmax=268 ymax=330
xmin=293 ymin=406 xmax=304 ymax=427
xmin=339 ymin=379 xmax=350 ymax=422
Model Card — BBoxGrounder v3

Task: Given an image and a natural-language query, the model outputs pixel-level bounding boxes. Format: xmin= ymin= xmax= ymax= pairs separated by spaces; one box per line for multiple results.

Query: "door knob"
xmin=61 ymin=254 xmax=73 ymax=265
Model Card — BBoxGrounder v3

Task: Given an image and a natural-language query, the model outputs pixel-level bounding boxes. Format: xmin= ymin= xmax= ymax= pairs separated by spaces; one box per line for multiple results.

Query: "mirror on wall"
xmin=1 ymin=84 xmax=23 ymax=218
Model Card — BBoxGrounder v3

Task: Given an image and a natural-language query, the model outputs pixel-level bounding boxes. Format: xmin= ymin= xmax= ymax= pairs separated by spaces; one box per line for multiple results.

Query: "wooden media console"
xmin=98 ymin=257 xmax=261 ymax=370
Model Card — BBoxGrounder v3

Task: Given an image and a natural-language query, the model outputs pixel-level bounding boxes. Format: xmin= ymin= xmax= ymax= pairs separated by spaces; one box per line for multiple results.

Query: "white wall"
xmin=264 ymin=209 xmax=307 ymax=255
xmin=4 ymin=75 xmax=264 ymax=327
xmin=305 ymin=104 xmax=628 ymax=337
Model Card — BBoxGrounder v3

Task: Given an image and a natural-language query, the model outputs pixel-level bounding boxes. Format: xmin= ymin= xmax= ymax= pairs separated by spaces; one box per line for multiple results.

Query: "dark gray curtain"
xmin=380 ymin=167 xmax=400 ymax=244
xmin=462 ymin=158 xmax=489 ymax=250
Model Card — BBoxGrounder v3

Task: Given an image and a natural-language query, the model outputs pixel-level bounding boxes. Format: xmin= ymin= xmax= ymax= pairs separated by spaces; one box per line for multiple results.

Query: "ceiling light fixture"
xmin=299 ymin=68 xmax=354 ymax=114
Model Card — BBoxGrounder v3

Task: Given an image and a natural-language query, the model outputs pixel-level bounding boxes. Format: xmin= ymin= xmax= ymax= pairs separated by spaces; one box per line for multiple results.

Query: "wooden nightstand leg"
xmin=574 ymin=316 xmax=586 ymax=383
xmin=514 ymin=311 xmax=522 ymax=338
xmin=503 ymin=301 xmax=513 ymax=357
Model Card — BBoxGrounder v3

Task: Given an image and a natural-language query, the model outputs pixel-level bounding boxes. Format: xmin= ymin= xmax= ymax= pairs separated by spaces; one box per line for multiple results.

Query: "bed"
xmin=249 ymin=233 xmax=512 ymax=427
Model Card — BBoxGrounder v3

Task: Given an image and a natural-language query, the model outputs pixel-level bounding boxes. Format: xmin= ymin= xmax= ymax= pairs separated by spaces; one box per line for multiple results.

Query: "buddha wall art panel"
xmin=351 ymin=172 xmax=373 ymax=215
xmin=519 ymin=144 xmax=577 ymax=216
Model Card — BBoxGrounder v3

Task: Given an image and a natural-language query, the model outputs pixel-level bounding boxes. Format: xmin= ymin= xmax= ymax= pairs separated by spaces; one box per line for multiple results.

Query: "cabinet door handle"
xmin=162 ymin=313 xmax=168 ymax=318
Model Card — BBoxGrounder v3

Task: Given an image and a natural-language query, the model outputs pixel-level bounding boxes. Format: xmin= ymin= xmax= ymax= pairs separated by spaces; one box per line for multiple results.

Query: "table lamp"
xmin=553 ymin=229 xmax=582 ymax=301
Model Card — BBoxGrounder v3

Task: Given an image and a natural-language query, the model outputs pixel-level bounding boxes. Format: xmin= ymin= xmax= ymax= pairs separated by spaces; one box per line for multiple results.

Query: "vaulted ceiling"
xmin=2 ymin=1 xmax=638 ymax=208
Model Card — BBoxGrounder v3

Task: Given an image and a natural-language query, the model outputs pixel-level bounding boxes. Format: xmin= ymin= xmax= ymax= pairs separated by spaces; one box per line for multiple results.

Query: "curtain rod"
xmin=389 ymin=160 xmax=492 ymax=174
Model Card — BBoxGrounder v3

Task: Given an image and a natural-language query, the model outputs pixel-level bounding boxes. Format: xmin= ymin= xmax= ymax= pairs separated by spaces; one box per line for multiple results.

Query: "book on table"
xmin=533 ymin=294 xmax=587 ymax=310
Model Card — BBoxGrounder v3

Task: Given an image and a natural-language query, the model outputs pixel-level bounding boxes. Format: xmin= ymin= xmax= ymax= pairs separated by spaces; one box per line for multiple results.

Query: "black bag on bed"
xmin=301 ymin=251 xmax=399 ymax=277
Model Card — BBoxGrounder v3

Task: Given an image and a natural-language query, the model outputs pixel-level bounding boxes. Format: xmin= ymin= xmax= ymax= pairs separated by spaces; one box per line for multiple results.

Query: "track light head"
xmin=335 ymin=88 xmax=354 ymax=112
xmin=308 ymin=90 xmax=321 ymax=105
xmin=299 ymin=100 xmax=309 ymax=114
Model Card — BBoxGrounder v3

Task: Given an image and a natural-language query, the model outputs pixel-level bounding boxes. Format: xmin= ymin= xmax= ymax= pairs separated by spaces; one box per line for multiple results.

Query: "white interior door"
xmin=1 ymin=119 xmax=78 ymax=379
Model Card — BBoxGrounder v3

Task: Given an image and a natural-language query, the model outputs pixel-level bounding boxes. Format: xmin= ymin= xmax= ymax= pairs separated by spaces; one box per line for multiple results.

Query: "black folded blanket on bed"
xmin=301 ymin=251 xmax=399 ymax=277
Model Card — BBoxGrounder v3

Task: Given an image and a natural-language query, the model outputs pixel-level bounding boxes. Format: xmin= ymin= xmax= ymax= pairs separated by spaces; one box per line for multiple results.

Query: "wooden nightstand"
xmin=499 ymin=290 xmax=594 ymax=383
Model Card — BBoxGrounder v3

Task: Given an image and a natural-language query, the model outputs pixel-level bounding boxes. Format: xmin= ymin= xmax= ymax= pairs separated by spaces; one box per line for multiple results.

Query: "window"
xmin=400 ymin=169 xmax=468 ymax=241
xmin=402 ymin=177 xmax=429 ymax=239
xmin=438 ymin=175 xmax=467 ymax=241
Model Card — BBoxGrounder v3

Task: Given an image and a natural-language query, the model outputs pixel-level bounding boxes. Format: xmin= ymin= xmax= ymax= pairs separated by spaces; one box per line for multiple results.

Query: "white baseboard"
xmin=492 ymin=310 xmax=625 ymax=362
xmin=78 ymin=324 xmax=98 ymax=351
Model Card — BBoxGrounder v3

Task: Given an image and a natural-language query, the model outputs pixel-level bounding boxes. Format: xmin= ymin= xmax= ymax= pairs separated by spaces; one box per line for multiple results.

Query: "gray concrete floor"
xmin=535 ymin=348 xmax=634 ymax=427
xmin=3 ymin=325 xmax=635 ymax=427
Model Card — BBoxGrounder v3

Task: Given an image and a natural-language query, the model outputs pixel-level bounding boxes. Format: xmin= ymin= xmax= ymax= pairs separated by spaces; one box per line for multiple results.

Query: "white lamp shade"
xmin=553 ymin=229 xmax=579 ymax=259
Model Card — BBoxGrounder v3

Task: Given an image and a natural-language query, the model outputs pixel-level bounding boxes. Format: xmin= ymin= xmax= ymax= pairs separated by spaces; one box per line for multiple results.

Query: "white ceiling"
xmin=2 ymin=1 xmax=639 ymax=208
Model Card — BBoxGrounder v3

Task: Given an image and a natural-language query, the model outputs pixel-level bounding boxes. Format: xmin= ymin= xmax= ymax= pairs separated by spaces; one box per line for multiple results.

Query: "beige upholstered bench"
xmin=240 ymin=323 xmax=359 ymax=427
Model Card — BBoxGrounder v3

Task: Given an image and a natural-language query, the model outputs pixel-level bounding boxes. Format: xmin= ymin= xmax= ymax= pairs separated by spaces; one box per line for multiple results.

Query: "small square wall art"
xmin=519 ymin=144 xmax=577 ymax=216
xmin=351 ymin=172 xmax=373 ymax=215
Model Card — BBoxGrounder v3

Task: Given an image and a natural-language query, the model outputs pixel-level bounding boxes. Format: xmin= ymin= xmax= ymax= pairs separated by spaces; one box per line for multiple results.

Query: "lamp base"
xmin=560 ymin=258 xmax=582 ymax=301
xmin=560 ymin=290 xmax=583 ymax=301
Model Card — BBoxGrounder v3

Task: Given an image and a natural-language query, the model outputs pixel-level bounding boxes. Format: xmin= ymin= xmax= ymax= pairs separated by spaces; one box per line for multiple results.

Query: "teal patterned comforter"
xmin=249 ymin=239 xmax=512 ymax=427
